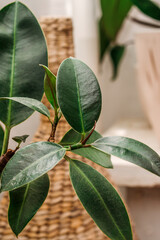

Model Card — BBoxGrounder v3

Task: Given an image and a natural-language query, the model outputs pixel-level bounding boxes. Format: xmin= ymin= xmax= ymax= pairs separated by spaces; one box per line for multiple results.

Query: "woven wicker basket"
xmin=0 ymin=18 xmax=138 ymax=240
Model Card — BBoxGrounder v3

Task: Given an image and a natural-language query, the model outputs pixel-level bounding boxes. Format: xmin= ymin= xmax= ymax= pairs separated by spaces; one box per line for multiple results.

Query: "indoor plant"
xmin=99 ymin=0 xmax=160 ymax=79
xmin=1 ymin=1 xmax=160 ymax=240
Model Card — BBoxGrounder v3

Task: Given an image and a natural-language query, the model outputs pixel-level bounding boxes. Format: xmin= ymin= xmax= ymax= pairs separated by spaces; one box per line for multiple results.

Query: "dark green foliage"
xmin=1 ymin=1 xmax=160 ymax=238
xmin=12 ymin=135 xmax=29 ymax=145
xmin=100 ymin=0 xmax=160 ymax=79
xmin=0 ymin=1 xmax=47 ymax=128
xmin=59 ymin=128 xmax=101 ymax=146
xmin=1 ymin=142 xmax=65 ymax=192
xmin=100 ymin=0 xmax=132 ymax=41
xmin=8 ymin=174 xmax=49 ymax=236
xmin=41 ymin=65 xmax=59 ymax=111
xmin=70 ymin=159 xmax=132 ymax=240
xmin=0 ymin=97 xmax=50 ymax=120
xmin=57 ymin=58 xmax=102 ymax=134
xmin=131 ymin=0 xmax=160 ymax=20
xmin=92 ymin=136 xmax=160 ymax=176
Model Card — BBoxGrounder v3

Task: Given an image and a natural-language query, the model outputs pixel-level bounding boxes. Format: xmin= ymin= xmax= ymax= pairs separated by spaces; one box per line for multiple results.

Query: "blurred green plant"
xmin=99 ymin=0 xmax=160 ymax=79
xmin=1 ymin=1 xmax=160 ymax=239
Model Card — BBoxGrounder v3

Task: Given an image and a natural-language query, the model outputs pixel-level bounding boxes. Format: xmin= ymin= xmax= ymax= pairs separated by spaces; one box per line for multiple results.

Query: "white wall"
xmin=0 ymin=0 xmax=72 ymax=18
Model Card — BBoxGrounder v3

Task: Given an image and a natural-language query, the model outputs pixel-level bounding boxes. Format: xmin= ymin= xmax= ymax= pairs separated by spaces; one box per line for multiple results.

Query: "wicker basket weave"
xmin=0 ymin=18 xmax=138 ymax=240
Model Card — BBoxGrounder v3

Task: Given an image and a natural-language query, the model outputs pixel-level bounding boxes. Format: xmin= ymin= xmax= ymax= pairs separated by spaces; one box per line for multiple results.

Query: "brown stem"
xmin=48 ymin=122 xmax=58 ymax=142
xmin=130 ymin=17 xmax=160 ymax=29
xmin=0 ymin=147 xmax=19 ymax=174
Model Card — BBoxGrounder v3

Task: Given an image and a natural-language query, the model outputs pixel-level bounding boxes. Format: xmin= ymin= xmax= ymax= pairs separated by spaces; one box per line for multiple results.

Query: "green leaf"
xmin=70 ymin=159 xmax=132 ymax=240
xmin=60 ymin=128 xmax=111 ymax=168
xmin=131 ymin=0 xmax=160 ymax=21
xmin=0 ymin=97 xmax=50 ymax=120
xmin=100 ymin=0 xmax=132 ymax=40
xmin=92 ymin=136 xmax=160 ymax=176
xmin=110 ymin=45 xmax=125 ymax=80
xmin=1 ymin=142 xmax=65 ymax=192
xmin=0 ymin=124 xmax=4 ymax=154
xmin=57 ymin=58 xmax=102 ymax=134
xmin=40 ymin=65 xmax=59 ymax=110
xmin=8 ymin=174 xmax=49 ymax=237
xmin=0 ymin=1 xmax=48 ymax=128
xmin=59 ymin=128 xmax=102 ymax=146
xmin=99 ymin=18 xmax=110 ymax=61
xmin=12 ymin=134 xmax=29 ymax=144
xmin=72 ymin=146 xmax=112 ymax=168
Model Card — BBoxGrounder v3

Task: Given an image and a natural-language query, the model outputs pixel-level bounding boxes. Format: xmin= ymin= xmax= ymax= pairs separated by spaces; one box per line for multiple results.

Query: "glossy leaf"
xmin=0 ymin=97 xmax=50 ymax=120
xmin=131 ymin=0 xmax=160 ymax=21
xmin=1 ymin=142 xmax=65 ymax=192
xmin=100 ymin=0 xmax=132 ymax=40
xmin=92 ymin=136 xmax=160 ymax=176
xmin=12 ymin=134 xmax=29 ymax=144
xmin=110 ymin=45 xmax=125 ymax=80
xmin=0 ymin=1 xmax=47 ymax=128
xmin=40 ymin=65 xmax=59 ymax=110
xmin=0 ymin=124 xmax=4 ymax=154
xmin=57 ymin=58 xmax=102 ymax=134
xmin=8 ymin=174 xmax=49 ymax=236
xmin=59 ymin=128 xmax=102 ymax=146
xmin=70 ymin=159 xmax=132 ymax=240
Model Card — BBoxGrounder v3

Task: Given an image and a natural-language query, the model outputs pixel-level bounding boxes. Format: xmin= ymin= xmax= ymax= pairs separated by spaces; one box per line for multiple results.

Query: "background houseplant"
xmin=99 ymin=0 xmax=160 ymax=79
xmin=1 ymin=1 xmax=160 ymax=240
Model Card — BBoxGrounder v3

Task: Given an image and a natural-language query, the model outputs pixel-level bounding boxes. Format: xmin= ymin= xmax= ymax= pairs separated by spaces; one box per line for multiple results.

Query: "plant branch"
xmin=48 ymin=110 xmax=62 ymax=142
xmin=64 ymin=155 xmax=71 ymax=161
xmin=130 ymin=17 xmax=160 ymax=29
xmin=0 ymin=146 xmax=18 ymax=174
xmin=1 ymin=126 xmax=11 ymax=156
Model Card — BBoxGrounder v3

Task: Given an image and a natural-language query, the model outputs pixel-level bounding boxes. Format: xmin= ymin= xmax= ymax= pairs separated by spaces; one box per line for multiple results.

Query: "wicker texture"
xmin=0 ymin=18 xmax=138 ymax=240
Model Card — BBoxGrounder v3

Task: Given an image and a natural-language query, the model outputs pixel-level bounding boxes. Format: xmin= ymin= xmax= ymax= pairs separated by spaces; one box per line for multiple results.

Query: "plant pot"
xmin=135 ymin=31 xmax=160 ymax=142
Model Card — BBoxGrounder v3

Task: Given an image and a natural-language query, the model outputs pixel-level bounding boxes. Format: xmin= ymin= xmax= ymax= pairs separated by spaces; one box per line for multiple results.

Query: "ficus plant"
xmin=99 ymin=0 xmax=160 ymax=79
xmin=1 ymin=1 xmax=160 ymax=240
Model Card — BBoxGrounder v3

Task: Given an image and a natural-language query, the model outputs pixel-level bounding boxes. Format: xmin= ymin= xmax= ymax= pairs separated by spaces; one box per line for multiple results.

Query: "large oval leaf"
xmin=0 ymin=97 xmax=50 ymax=120
xmin=8 ymin=174 xmax=49 ymax=237
xmin=0 ymin=124 xmax=4 ymax=154
xmin=92 ymin=136 xmax=160 ymax=176
xmin=0 ymin=1 xmax=47 ymax=128
xmin=131 ymin=0 xmax=160 ymax=21
xmin=57 ymin=58 xmax=102 ymax=134
xmin=70 ymin=159 xmax=132 ymax=240
xmin=1 ymin=142 xmax=65 ymax=192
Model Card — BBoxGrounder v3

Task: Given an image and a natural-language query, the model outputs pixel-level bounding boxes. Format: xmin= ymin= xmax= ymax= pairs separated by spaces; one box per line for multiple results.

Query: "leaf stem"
xmin=64 ymin=155 xmax=71 ymax=161
xmin=65 ymin=143 xmax=91 ymax=151
xmin=81 ymin=121 xmax=96 ymax=145
xmin=1 ymin=126 xmax=11 ymax=155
